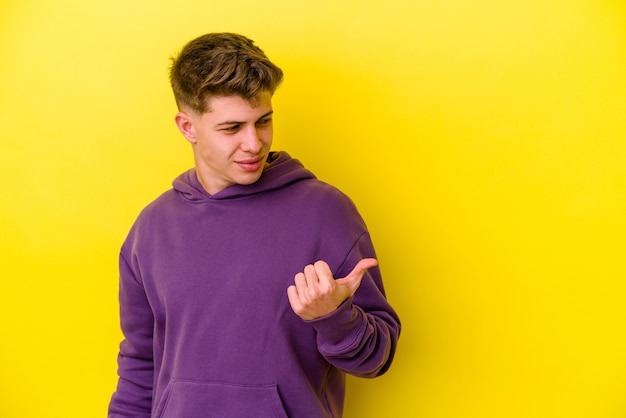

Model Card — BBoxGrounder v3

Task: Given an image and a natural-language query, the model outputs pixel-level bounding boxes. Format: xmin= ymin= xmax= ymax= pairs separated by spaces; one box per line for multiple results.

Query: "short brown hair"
xmin=169 ymin=33 xmax=284 ymax=114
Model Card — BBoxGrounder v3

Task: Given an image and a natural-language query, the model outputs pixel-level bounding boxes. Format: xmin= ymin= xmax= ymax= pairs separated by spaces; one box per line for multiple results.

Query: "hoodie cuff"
xmin=305 ymin=296 xmax=365 ymax=347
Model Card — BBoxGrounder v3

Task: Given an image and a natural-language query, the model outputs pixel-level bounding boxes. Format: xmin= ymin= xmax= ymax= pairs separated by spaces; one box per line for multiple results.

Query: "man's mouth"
xmin=236 ymin=156 xmax=264 ymax=172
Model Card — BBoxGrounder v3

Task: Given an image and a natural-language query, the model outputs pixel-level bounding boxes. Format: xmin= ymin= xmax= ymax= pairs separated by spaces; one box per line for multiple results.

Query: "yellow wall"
xmin=1 ymin=0 xmax=625 ymax=416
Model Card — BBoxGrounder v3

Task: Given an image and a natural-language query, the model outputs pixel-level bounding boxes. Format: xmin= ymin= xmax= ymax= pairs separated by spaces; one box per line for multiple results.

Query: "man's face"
xmin=177 ymin=92 xmax=274 ymax=195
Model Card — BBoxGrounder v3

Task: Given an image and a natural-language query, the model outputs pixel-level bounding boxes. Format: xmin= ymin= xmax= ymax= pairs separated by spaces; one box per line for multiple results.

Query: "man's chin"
xmin=237 ymin=171 xmax=264 ymax=186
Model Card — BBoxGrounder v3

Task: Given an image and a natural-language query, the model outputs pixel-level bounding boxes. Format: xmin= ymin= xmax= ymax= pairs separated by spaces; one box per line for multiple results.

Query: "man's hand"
xmin=287 ymin=258 xmax=378 ymax=321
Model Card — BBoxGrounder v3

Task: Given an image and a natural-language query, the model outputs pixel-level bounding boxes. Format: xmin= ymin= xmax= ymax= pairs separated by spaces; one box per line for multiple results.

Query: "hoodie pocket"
xmin=156 ymin=380 xmax=289 ymax=418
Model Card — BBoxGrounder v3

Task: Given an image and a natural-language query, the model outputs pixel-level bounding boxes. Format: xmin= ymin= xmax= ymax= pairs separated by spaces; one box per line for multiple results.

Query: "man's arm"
xmin=287 ymin=235 xmax=401 ymax=378
xmin=108 ymin=253 xmax=154 ymax=417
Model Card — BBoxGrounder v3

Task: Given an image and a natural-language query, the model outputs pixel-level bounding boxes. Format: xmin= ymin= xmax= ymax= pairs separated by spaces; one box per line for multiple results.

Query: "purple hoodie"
xmin=109 ymin=152 xmax=401 ymax=417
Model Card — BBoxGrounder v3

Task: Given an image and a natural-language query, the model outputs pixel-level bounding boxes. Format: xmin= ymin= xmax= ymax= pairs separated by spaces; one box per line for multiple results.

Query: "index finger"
xmin=312 ymin=260 xmax=334 ymax=283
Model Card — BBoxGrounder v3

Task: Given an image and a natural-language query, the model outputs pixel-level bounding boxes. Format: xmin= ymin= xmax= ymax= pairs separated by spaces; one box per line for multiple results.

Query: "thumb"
xmin=335 ymin=258 xmax=378 ymax=294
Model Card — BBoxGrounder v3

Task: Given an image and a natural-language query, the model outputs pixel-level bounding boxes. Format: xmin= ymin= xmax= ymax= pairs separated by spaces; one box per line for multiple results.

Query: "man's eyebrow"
xmin=258 ymin=110 xmax=274 ymax=120
xmin=214 ymin=111 xmax=274 ymax=128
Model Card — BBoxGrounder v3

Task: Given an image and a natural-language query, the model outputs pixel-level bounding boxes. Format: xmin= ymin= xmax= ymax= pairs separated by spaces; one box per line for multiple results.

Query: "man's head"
xmin=170 ymin=33 xmax=283 ymax=194
xmin=169 ymin=32 xmax=284 ymax=114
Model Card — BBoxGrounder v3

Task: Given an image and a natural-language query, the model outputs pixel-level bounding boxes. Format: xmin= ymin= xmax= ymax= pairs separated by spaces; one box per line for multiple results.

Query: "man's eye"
xmin=223 ymin=124 xmax=240 ymax=132
xmin=257 ymin=118 xmax=272 ymax=126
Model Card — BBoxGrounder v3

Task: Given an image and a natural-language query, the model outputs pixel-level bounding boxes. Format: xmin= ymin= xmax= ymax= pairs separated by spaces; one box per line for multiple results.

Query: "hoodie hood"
xmin=172 ymin=151 xmax=316 ymax=202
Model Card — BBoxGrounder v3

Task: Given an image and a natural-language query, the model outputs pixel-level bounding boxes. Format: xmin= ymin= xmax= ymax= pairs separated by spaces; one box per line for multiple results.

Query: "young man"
xmin=109 ymin=33 xmax=400 ymax=418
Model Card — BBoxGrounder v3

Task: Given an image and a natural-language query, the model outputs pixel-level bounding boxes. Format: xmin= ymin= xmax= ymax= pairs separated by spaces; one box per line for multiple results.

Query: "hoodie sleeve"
xmin=108 ymin=251 xmax=154 ymax=417
xmin=306 ymin=232 xmax=401 ymax=378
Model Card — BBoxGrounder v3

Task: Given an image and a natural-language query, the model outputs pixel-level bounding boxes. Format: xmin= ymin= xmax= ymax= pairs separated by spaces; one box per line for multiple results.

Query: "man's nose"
xmin=240 ymin=126 xmax=262 ymax=152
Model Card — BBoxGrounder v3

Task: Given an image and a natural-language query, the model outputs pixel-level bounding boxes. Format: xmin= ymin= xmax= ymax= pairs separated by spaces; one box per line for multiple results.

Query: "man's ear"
xmin=174 ymin=111 xmax=197 ymax=144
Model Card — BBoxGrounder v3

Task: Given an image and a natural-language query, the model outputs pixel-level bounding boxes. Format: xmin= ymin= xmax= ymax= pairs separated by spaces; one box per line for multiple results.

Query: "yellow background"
xmin=1 ymin=0 xmax=625 ymax=416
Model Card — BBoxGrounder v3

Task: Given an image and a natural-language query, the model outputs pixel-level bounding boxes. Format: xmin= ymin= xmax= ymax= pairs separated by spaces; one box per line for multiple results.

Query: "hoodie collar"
xmin=173 ymin=151 xmax=316 ymax=202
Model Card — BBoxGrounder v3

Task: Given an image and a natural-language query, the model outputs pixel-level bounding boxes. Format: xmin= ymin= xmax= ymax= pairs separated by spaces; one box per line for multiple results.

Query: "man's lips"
xmin=236 ymin=156 xmax=264 ymax=172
